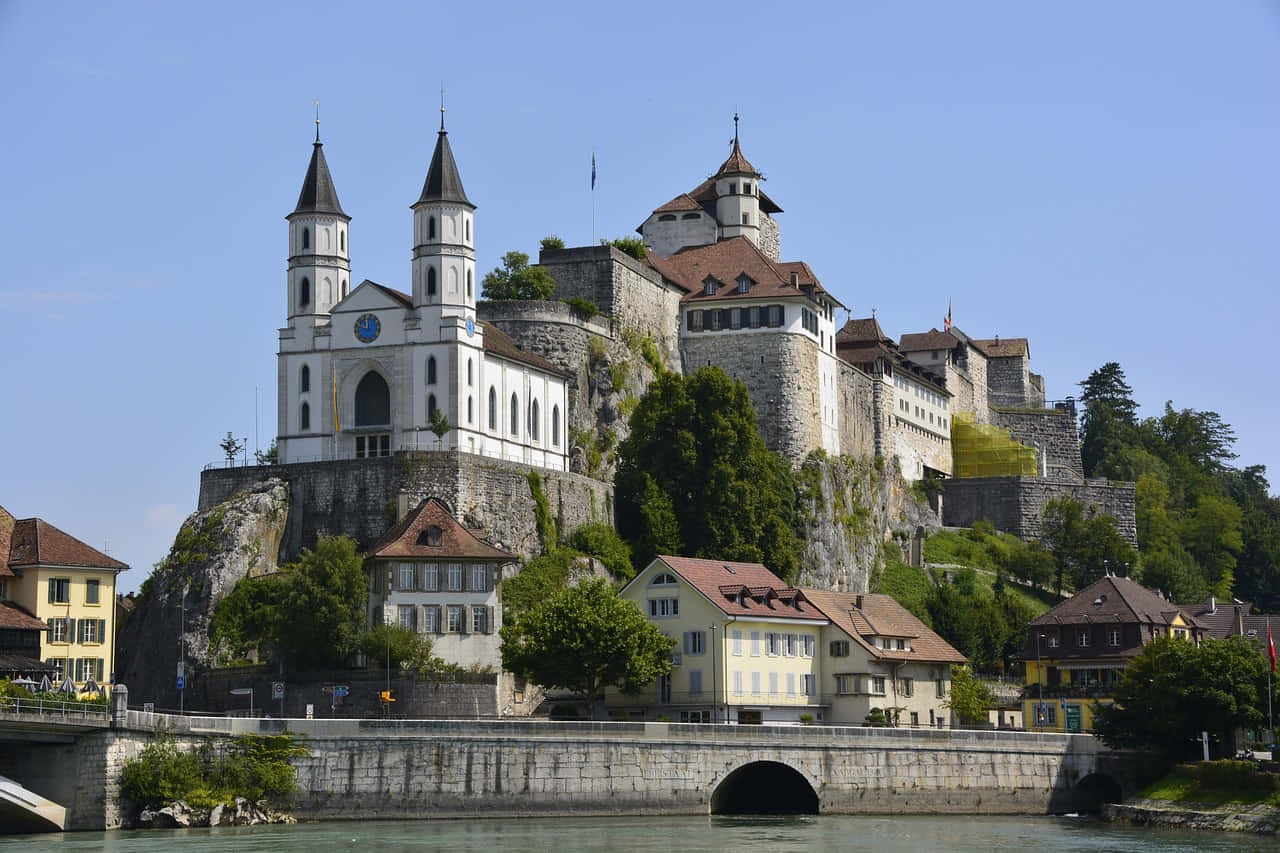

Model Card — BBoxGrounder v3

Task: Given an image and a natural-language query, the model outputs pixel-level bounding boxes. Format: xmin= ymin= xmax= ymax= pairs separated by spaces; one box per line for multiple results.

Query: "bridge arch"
xmin=710 ymin=760 xmax=819 ymax=815
xmin=1073 ymin=772 xmax=1122 ymax=812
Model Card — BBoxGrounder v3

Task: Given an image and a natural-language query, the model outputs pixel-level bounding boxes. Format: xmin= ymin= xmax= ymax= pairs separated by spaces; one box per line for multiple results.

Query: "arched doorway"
xmin=354 ymin=371 xmax=391 ymax=427
xmin=710 ymin=761 xmax=818 ymax=815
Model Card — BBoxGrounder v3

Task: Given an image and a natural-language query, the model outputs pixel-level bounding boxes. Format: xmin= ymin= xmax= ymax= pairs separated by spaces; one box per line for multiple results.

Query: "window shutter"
xmin=460 ymin=607 xmax=469 ymax=635
xmin=69 ymin=618 xmax=77 ymax=642
xmin=434 ymin=605 xmax=444 ymax=634
xmin=682 ymin=632 xmax=691 ymax=654
xmin=486 ymin=605 xmax=494 ymax=634
xmin=46 ymin=618 xmax=54 ymax=641
xmin=99 ymin=619 xmax=107 ymax=642
xmin=74 ymin=658 xmax=83 ymax=681
xmin=48 ymin=579 xmax=55 ymax=603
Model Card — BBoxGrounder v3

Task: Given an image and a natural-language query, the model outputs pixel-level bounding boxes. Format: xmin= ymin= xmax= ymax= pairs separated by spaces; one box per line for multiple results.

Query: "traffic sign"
xmin=271 ymin=681 xmax=285 ymax=700
xmin=333 ymin=685 xmax=349 ymax=697
xmin=176 ymin=675 xmax=185 ymax=690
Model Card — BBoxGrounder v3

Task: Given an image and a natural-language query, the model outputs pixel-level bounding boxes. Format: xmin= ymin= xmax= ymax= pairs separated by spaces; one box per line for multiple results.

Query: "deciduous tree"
xmin=480 ymin=251 xmax=556 ymax=301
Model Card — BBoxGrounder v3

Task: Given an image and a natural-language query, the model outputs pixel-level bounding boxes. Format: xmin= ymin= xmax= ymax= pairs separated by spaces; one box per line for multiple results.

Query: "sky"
xmin=2 ymin=2 xmax=1277 ymax=593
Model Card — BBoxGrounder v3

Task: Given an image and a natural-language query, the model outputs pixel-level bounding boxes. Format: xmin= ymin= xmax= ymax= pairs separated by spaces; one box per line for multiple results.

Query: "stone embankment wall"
xmin=992 ymin=404 xmax=1083 ymax=481
xmin=1103 ymin=800 xmax=1280 ymax=835
xmin=942 ymin=476 xmax=1136 ymax=545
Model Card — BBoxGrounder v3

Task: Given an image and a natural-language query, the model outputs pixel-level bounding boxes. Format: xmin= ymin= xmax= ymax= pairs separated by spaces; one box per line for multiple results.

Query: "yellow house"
xmin=612 ymin=556 xmax=829 ymax=724
xmin=1020 ymin=575 xmax=1205 ymax=733
xmin=0 ymin=506 xmax=128 ymax=692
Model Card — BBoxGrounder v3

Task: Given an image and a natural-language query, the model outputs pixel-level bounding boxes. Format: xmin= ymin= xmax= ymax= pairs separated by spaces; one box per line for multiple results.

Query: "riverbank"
xmin=1103 ymin=798 xmax=1280 ymax=835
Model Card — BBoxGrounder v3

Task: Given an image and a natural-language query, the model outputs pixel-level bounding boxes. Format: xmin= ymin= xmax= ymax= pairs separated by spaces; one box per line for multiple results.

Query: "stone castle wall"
xmin=942 ymin=476 xmax=1136 ymax=545
xmin=680 ymin=330 xmax=820 ymax=464
xmin=987 ymin=355 xmax=1031 ymax=408
xmin=992 ymin=404 xmax=1083 ymax=481
xmin=836 ymin=361 xmax=878 ymax=460
xmin=758 ymin=213 xmax=781 ymax=261
xmin=892 ymin=421 xmax=952 ymax=479
xmin=958 ymin=346 xmax=990 ymax=422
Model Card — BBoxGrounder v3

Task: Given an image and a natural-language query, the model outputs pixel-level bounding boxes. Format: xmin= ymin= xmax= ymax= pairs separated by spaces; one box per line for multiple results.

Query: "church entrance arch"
xmin=710 ymin=761 xmax=818 ymax=815
xmin=355 ymin=371 xmax=391 ymax=427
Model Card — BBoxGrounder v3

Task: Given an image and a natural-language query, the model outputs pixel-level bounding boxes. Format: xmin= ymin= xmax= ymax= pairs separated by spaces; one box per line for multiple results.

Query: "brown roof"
xmin=899 ymin=329 xmax=964 ymax=352
xmin=1178 ymin=599 xmax=1263 ymax=641
xmin=481 ymin=322 xmax=569 ymax=377
xmin=366 ymin=498 xmax=516 ymax=562
xmin=836 ymin=317 xmax=891 ymax=344
xmin=716 ymin=139 xmax=759 ymax=177
xmin=651 ymin=175 xmax=783 ymax=219
xmin=652 ymin=193 xmax=704 ymax=214
xmin=972 ymin=337 xmax=1029 ymax=359
xmin=647 ymin=237 xmax=842 ymax=308
xmin=0 ymin=507 xmax=14 ymax=577
xmin=648 ymin=556 xmax=827 ymax=623
xmin=0 ymin=601 xmax=47 ymax=631
xmin=6 ymin=517 xmax=127 ymax=571
xmin=1032 ymin=576 xmax=1201 ymax=630
xmin=804 ymin=590 xmax=967 ymax=664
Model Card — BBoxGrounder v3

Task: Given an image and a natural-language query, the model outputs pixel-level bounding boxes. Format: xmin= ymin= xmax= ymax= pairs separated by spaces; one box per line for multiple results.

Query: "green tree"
xmin=1078 ymin=362 xmax=1138 ymax=477
xmin=1040 ymin=498 xmax=1137 ymax=594
xmin=944 ymin=665 xmax=993 ymax=724
xmin=1179 ymin=494 xmax=1243 ymax=599
xmin=1093 ymin=635 xmax=1273 ymax=759
xmin=500 ymin=577 xmax=674 ymax=719
xmin=1002 ymin=538 xmax=1056 ymax=591
xmin=209 ymin=573 xmax=284 ymax=664
xmin=616 ymin=367 xmax=801 ymax=579
xmin=567 ymin=523 xmax=634 ymax=581
xmin=254 ymin=439 xmax=278 ymax=465
xmin=358 ymin=623 xmax=440 ymax=675
xmin=219 ymin=431 xmax=244 ymax=466
xmin=540 ymin=234 xmax=565 ymax=251
xmin=925 ymin=573 xmax=981 ymax=663
xmin=427 ymin=407 xmax=452 ymax=445
xmin=603 ymin=235 xmax=646 ymax=260
xmin=274 ymin=536 xmax=368 ymax=669
xmin=500 ymin=548 xmax=577 ymax=619
xmin=481 ymin=251 xmax=556 ymax=301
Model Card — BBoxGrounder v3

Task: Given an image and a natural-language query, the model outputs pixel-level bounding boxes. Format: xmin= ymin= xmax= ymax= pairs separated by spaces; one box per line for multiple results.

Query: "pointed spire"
xmin=293 ymin=122 xmax=346 ymax=217
xmin=416 ymin=117 xmax=473 ymax=208
xmin=716 ymin=112 xmax=758 ymax=178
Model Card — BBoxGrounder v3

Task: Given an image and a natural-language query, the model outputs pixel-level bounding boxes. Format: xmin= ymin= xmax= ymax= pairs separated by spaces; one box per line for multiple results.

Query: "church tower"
xmin=286 ymin=121 xmax=351 ymax=322
xmin=411 ymin=112 xmax=476 ymax=321
xmin=714 ymin=114 xmax=762 ymax=248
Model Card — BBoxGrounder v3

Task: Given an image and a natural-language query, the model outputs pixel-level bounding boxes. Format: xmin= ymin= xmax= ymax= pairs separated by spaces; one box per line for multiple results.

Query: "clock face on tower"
xmin=354 ymin=313 xmax=381 ymax=343
xmin=466 ymin=316 xmax=475 ymax=337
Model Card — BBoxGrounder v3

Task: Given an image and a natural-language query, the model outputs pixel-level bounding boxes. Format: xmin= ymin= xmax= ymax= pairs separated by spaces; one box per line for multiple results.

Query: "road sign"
xmin=176 ymin=661 xmax=185 ymax=678
xmin=230 ymin=688 xmax=253 ymax=695
xmin=142 ymin=702 xmax=155 ymax=713
xmin=271 ymin=681 xmax=285 ymax=700
xmin=176 ymin=675 xmax=185 ymax=690
xmin=305 ymin=703 xmax=314 ymax=720
xmin=333 ymin=685 xmax=349 ymax=697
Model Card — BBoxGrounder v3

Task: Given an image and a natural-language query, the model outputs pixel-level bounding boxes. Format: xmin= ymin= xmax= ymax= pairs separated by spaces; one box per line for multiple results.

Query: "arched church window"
xmin=302 ymin=227 xmax=310 ymax=250
xmin=300 ymin=402 xmax=310 ymax=431
xmin=427 ymin=356 xmax=437 ymax=385
xmin=467 ymin=358 xmax=473 ymax=386
xmin=427 ymin=267 xmax=437 ymax=297
xmin=465 ymin=218 xmax=470 ymax=241
xmin=300 ymin=365 xmax=310 ymax=393
xmin=510 ymin=393 xmax=519 ymax=436
xmin=428 ymin=216 xmax=436 ymax=239
xmin=300 ymin=278 xmax=311 ymax=307
xmin=427 ymin=393 xmax=437 ymax=418
xmin=529 ymin=399 xmax=540 ymax=441
xmin=488 ymin=387 xmax=497 ymax=430
xmin=466 ymin=269 xmax=473 ymax=300
xmin=341 ymin=279 xmax=348 ymax=298
xmin=354 ymin=371 xmax=391 ymax=427
xmin=552 ymin=405 xmax=560 ymax=447
xmin=467 ymin=395 xmax=474 ymax=424
xmin=340 ymin=230 xmax=345 ymax=252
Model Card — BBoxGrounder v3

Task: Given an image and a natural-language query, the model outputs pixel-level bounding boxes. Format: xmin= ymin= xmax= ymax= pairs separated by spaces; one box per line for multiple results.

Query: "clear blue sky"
xmin=3 ymin=2 xmax=1277 ymax=592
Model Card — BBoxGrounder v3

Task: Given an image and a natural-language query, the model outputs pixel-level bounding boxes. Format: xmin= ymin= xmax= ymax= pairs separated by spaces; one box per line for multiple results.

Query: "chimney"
xmin=1235 ymin=604 xmax=1244 ymax=635
xmin=854 ymin=594 xmax=864 ymax=610
xmin=1209 ymin=596 xmax=1216 ymax=615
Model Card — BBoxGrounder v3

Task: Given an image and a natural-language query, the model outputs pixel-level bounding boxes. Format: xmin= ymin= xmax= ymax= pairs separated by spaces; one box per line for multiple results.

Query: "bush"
xmin=540 ymin=235 xmax=565 ymax=251
xmin=206 ymin=735 xmax=308 ymax=801
xmin=603 ymin=236 xmax=646 ymax=260
xmin=567 ymin=523 xmax=635 ymax=580
xmin=358 ymin=623 xmax=440 ymax=675
xmin=121 ymin=737 xmax=207 ymax=807
xmin=121 ymin=734 xmax=308 ymax=808
xmin=562 ymin=296 xmax=598 ymax=319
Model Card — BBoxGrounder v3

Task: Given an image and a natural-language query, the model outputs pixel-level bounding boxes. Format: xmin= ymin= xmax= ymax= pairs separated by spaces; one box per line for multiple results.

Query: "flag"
xmin=944 ymin=299 xmax=952 ymax=332
xmin=591 ymin=153 xmax=596 ymax=191
xmin=331 ymin=363 xmax=340 ymax=433
xmin=1269 ymin=620 xmax=1276 ymax=673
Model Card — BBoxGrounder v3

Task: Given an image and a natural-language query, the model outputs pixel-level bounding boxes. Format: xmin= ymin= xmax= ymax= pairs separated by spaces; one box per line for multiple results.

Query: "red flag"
xmin=1269 ymin=621 xmax=1276 ymax=673
xmin=943 ymin=299 xmax=952 ymax=332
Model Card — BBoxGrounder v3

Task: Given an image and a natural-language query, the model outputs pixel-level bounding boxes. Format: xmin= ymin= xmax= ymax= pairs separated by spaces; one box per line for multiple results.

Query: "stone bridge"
xmin=0 ymin=691 xmax=1151 ymax=832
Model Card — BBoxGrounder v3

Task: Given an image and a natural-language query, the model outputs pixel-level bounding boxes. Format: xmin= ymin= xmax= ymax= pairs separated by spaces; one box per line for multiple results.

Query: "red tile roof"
xmin=647 ymin=237 xmax=843 ymax=307
xmin=0 ymin=507 xmax=14 ymax=578
xmin=481 ymin=322 xmax=569 ymax=377
xmin=0 ymin=601 xmax=47 ymax=631
xmin=899 ymin=328 xmax=964 ymax=352
xmin=972 ymin=337 xmax=1029 ymax=359
xmin=651 ymin=556 xmax=827 ymax=623
xmin=366 ymin=498 xmax=515 ymax=562
xmin=804 ymin=590 xmax=967 ymax=664
xmin=716 ymin=139 xmax=759 ymax=177
xmin=6 ymin=516 xmax=127 ymax=571
xmin=652 ymin=193 xmax=704 ymax=214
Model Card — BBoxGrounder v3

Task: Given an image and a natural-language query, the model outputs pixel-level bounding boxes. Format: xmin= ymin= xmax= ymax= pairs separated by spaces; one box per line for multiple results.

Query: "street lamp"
xmin=708 ymin=624 xmax=717 ymax=724
xmin=177 ymin=585 xmax=188 ymax=714
xmin=1035 ymin=632 xmax=1045 ymax=730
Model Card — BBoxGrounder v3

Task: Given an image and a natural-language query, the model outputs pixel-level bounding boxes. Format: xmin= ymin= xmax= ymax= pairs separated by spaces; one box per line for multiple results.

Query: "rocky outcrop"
xmin=795 ymin=453 xmax=939 ymax=593
xmin=115 ymin=479 xmax=289 ymax=709
xmin=136 ymin=797 xmax=295 ymax=828
xmin=1103 ymin=799 xmax=1280 ymax=835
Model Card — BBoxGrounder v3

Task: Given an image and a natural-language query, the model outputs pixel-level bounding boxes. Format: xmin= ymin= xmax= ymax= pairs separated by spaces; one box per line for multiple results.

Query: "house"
xmin=1020 ymin=575 xmax=1206 ymax=733
xmin=0 ymin=601 xmax=56 ymax=680
xmin=612 ymin=556 xmax=829 ymax=724
xmin=803 ymin=590 xmax=966 ymax=728
xmin=0 ymin=505 xmax=128 ymax=690
xmin=364 ymin=497 xmax=516 ymax=673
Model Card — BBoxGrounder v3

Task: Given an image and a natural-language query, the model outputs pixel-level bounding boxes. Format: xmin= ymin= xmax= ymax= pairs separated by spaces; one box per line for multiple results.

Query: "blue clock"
xmin=354 ymin=313 xmax=381 ymax=343
xmin=466 ymin=316 xmax=475 ymax=337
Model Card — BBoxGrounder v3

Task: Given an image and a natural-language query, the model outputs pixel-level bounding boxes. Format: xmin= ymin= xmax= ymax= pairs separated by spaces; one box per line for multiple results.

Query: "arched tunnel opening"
xmin=1073 ymin=772 xmax=1123 ymax=813
xmin=710 ymin=761 xmax=819 ymax=815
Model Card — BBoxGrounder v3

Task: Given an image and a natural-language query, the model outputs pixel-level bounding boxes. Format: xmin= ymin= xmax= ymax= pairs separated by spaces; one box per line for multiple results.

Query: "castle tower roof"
xmin=714 ymin=114 xmax=759 ymax=177
xmin=293 ymin=138 xmax=347 ymax=217
xmin=417 ymin=121 xmax=473 ymax=208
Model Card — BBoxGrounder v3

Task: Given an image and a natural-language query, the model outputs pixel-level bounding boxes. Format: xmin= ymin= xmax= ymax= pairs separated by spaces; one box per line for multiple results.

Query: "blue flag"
xmin=591 ymin=153 xmax=596 ymax=191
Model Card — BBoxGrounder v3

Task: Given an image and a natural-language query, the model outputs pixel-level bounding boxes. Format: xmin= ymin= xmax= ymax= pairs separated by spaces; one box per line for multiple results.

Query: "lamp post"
xmin=385 ymin=569 xmax=393 ymax=720
xmin=1035 ymin=632 xmax=1045 ymax=730
xmin=709 ymin=624 xmax=717 ymax=723
xmin=178 ymin=585 xmax=187 ymax=714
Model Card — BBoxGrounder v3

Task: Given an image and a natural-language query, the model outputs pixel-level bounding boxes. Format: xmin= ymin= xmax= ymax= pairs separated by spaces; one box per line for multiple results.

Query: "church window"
xmin=529 ymin=399 xmax=540 ymax=441
xmin=300 ymin=402 xmax=310 ymax=431
xmin=341 ymin=279 xmax=348 ymax=298
xmin=300 ymin=278 xmax=311 ymax=308
xmin=510 ymin=393 xmax=519 ymax=436
xmin=742 ymin=213 xmax=750 ymax=225
xmin=354 ymin=371 xmax=391 ymax=427
xmin=467 ymin=358 xmax=473 ymax=386
xmin=467 ymin=269 xmax=473 ymax=299
xmin=302 ymin=227 xmax=310 ymax=250
xmin=427 ymin=267 xmax=437 ymax=297
xmin=428 ymin=216 xmax=436 ymax=239
xmin=300 ymin=365 xmax=310 ymax=393
xmin=427 ymin=356 xmax=437 ymax=385
xmin=450 ymin=267 xmax=459 ymax=294
xmin=427 ymin=394 xmax=437 ymax=419
xmin=488 ymin=387 xmax=497 ymax=430
xmin=467 ymin=395 xmax=474 ymax=424
xmin=355 ymin=434 xmax=391 ymax=458
xmin=552 ymin=405 xmax=560 ymax=446
xmin=658 ymin=214 xmax=677 ymax=222
xmin=465 ymin=218 xmax=471 ymax=241
xmin=340 ymin=230 xmax=345 ymax=252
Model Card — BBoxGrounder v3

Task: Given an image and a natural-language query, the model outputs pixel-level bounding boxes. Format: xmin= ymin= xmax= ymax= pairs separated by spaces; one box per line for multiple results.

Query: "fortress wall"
xmin=891 ymin=422 xmax=952 ymax=480
xmin=758 ymin=213 xmax=781 ymax=261
xmin=987 ymin=355 xmax=1031 ymax=407
xmin=942 ymin=476 xmax=1136 ymax=545
xmin=836 ymin=361 xmax=877 ymax=460
xmin=992 ymin=405 xmax=1083 ymax=481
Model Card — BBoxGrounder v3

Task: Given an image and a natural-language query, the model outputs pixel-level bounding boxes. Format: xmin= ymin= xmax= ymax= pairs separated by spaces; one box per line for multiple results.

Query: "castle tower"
xmin=286 ymin=120 xmax=351 ymax=322
xmin=411 ymin=111 xmax=477 ymax=320
xmin=714 ymin=114 xmax=762 ymax=248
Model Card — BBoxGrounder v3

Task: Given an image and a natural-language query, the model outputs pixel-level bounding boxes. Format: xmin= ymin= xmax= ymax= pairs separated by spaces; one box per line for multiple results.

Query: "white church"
xmin=276 ymin=117 xmax=569 ymax=470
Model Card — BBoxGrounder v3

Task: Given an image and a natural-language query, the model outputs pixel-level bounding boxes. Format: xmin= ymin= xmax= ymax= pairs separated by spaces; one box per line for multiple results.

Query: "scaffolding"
xmin=950 ymin=412 xmax=1038 ymax=478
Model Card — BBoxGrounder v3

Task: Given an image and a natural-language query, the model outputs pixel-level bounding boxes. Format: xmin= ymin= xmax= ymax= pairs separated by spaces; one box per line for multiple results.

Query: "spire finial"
xmin=313 ymin=98 xmax=321 ymax=143
xmin=733 ymin=112 xmax=739 ymax=145
xmin=440 ymin=84 xmax=446 ymax=132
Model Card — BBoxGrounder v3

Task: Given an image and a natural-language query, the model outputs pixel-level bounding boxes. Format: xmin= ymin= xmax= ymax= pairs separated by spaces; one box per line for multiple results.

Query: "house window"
xmin=657 ymin=675 xmax=672 ymax=703
xmin=829 ymin=640 xmax=850 ymax=657
xmin=472 ymin=606 xmax=488 ymax=634
xmin=427 ymin=356 xmax=437 ymax=385
xmin=910 ymin=712 xmax=919 ymax=727
xmin=733 ymin=670 xmax=743 ymax=694
xmin=422 ymin=563 xmax=439 ymax=591
xmin=422 ymin=606 xmax=438 ymax=633
xmin=801 ymin=674 xmax=815 ymax=696
xmin=510 ymin=393 xmax=519 ymax=435
xmin=81 ymin=619 xmax=98 ymax=643
xmin=751 ymin=671 xmax=761 ymax=694
xmin=703 ymin=278 xmax=717 ymax=296
xmin=447 ymin=605 xmax=466 ymax=633
xmin=85 ymin=579 xmax=100 ymax=605
xmin=1046 ymin=634 xmax=1060 ymax=648
xmin=785 ymin=634 xmax=798 ymax=657
xmin=687 ymin=310 xmax=703 ymax=332
xmin=447 ymin=563 xmax=463 ymax=592
xmin=398 ymin=605 xmax=416 ymax=630
xmin=648 ymin=598 xmax=679 ymax=617
xmin=650 ymin=573 xmax=677 ymax=586
xmin=689 ymin=670 xmax=703 ymax=696
xmin=898 ymin=677 xmax=913 ymax=697
xmin=769 ymin=672 xmax=779 ymax=696
xmin=802 ymin=635 xmax=815 ymax=657
xmin=399 ymin=563 xmax=416 ymax=590
xmin=871 ymin=676 xmax=886 ymax=695
xmin=300 ymin=365 xmax=310 ymax=393
xmin=1035 ymin=703 xmax=1057 ymax=726
xmin=1078 ymin=631 xmax=1091 ymax=648
xmin=48 ymin=578 xmax=70 ymax=604
xmin=48 ymin=618 xmax=68 ymax=643
xmin=836 ymin=675 xmax=854 ymax=694
xmin=737 ymin=276 xmax=750 ymax=294
xmin=750 ymin=631 xmax=761 ymax=656
xmin=470 ymin=564 xmax=488 ymax=591
xmin=896 ymin=638 xmax=906 ymax=651
xmin=786 ymin=673 xmax=796 ymax=695
xmin=765 ymin=633 xmax=781 ymax=656
xmin=730 ymin=308 xmax=742 ymax=329
xmin=488 ymin=387 xmax=497 ymax=430
xmin=300 ymin=402 xmax=310 ymax=431
xmin=1108 ymin=629 xmax=1121 ymax=647
xmin=936 ymin=678 xmax=946 ymax=698
xmin=731 ymin=630 xmax=743 ymax=655
xmin=46 ymin=658 xmax=66 ymax=680
xmin=683 ymin=631 xmax=706 ymax=655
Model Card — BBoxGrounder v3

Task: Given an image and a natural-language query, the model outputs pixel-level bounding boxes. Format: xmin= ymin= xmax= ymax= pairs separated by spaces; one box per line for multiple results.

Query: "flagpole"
xmin=1269 ymin=617 xmax=1275 ymax=750
xmin=591 ymin=149 xmax=597 ymax=245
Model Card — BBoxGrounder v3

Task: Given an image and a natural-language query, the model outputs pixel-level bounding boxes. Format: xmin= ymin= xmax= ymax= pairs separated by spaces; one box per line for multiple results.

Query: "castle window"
xmin=529 ymin=399 xmax=540 ymax=441
xmin=427 ymin=394 xmax=437 ymax=419
xmin=658 ymin=214 xmax=677 ymax=222
xmin=687 ymin=310 xmax=703 ymax=332
xmin=354 ymin=371 xmax=391 ymax=427
xmin=427 ymin=267 xmax=437 ymax=297
xmin=300 ymin=365 xmax=310 ymax=393
xmin=468 ymin=395 xmax=474 ymax=424
xmin=428 ymin=216 xmax=436 ymax=239
xmin=488 ymin=387 xmax=497 ymax=430
xmin=552 ymin=405 xmax=560 ymax=446
xmin=510 ymin=393 xmax=519 ymax=436
xmin=467 ymin=358 xmax=474 ymax=386
xmin=681 ymin=212 xmax=701 ymax=220
xmin=302 ymin=228 xmax=310 ymax=250
xmin=300 ymin=278 xmax=311 ymax=308
xmin=743 ymin=182 xmax=752 ymax=194
xmin=708 ymin=310 xmax=722 ymax=331
xmin=729 ymin=308 xmax=742 ymax=330
xmin=769 ymin=305 xmax=784 ymax=327
xmin=728 ymin=183 xmax=737 ymax=194
xmin=737 ymin=275 xmax=751 ymax=294
xmin=748 ymin=306 xmax=760 ymax=328
xmin=300 ymin=402 xmax=310 ymax=431
xmin=427 ymin=356 xmax=437 ymax=385
xmin=742 ymin=213 xmax=749 ymax=225
xmin=702 ymin=277 xmax=717 ymax=296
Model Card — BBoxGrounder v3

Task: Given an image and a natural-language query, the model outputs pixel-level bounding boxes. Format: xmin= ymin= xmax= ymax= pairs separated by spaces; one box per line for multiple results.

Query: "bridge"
xmin=0 ymin=686 xmax=1147 ymax=832
xmin=0 ymin=698 xmax=111 ymax=832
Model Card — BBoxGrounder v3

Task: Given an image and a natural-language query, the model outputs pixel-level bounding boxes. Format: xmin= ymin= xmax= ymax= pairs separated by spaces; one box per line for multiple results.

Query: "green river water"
xmin=3 ymin=815 xmax=1278 ymax=852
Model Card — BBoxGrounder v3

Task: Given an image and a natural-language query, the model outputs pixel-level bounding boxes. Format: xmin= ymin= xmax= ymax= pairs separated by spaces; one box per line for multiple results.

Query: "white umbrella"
xmin=37 ymin=674 xmax=53 ymax=692
xmin=10 ymin=677 xmax=36 ymax=689
xmin=82 ymin=676 xmax=101 ymax=695
xmin=57 ymin=677 xmax=78 ymax=696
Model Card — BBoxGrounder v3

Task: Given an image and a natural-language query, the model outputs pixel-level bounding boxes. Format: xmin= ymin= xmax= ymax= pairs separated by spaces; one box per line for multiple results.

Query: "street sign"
xmin=176 ymin=661 xmax=185 ymax=678
xmin=142 ymin=702 xmax=155 ymax=713
xmin=230 ymin=688 xmax=252 ymax=695
xmin=305 ymin=703 xmax=314 ymax=720
xmin=271 ymin=681 xmax=285 ymax=700
xmin=333 ymin=685 xmax=349 ymax=697
xmin=176 ymin=675 xmax=185 ymax=690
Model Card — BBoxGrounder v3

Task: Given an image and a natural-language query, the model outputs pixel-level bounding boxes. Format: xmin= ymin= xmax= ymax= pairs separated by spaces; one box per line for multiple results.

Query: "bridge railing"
xmin=0 ymin=696 xmax=111 ymax=721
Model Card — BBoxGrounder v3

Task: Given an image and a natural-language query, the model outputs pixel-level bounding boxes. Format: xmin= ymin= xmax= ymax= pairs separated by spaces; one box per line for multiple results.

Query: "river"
xmin=3 ymin=815 xmax=1278 ymax=851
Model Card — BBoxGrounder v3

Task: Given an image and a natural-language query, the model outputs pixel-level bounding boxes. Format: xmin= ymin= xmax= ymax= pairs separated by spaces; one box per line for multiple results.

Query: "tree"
xmin=567 ymin=523 xmax=634 ymax=581
xmin=1002 ymin=539 xmax=1056 ymax=591
xmin=481 ymin=251 xmax=556 ymax=301
xmin=1078 ymin=362 xmax=1138 ymax=477
xmin=944 ymin=665 xmax=993 ymax=724
xmin=1040 ymin=498 xmax=1137 ymax=594
xmin=219 ymin=431 xmax=244 ymax=467
xmin=540 ymin=235 xmax=565 ymax=251
xmin=500 ymin=577 xmax=674 ymax=719
xmin=209 ymin=572 xmax=284 ymax=664
xmin=615 ymin=367 xmax=800 ymax=580
xmin=254 ymin=439 xmax=278 ymax=466
xmin=428 ymin=407 xmax=452 ymax=446
xmin=1178 ymin=494 xmax=1243 ymax=599
xmin=274 ymin=536 xmax=368 ymax=669
xmin=1093 ymin=635 xmax=1273 ymax=759
xmin=603 ymin=236 xmax=646 ymax=260
xmin=358 ymin=624 xmax=441 ymax=675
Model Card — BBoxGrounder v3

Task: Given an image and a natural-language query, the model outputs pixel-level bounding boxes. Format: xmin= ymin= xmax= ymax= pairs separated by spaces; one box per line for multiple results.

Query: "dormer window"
xmin=736 ymin=275 xmax=752 ymax=294
xmin=416 ymin=525 xmax=443 ymax=547
xmin=702 ymin=277 xmax=718 ymax=296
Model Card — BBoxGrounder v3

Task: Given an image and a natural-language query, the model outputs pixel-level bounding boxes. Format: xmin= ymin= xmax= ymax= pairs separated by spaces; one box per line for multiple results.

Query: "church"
xmin=276 ymin=116 xmax=569 ymax=470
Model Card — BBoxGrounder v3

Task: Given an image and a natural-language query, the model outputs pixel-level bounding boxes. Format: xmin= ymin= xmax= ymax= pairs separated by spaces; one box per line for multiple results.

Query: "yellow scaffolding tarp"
xmin=951 ymin=412 xmax=1038 ymax=478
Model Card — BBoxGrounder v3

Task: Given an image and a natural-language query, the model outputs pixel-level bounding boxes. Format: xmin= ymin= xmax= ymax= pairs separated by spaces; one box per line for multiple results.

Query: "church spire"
xmin=417 ymin=117 xmax=473 ymax=208
xmin=293 ymin=129 xmax=346 ymax=217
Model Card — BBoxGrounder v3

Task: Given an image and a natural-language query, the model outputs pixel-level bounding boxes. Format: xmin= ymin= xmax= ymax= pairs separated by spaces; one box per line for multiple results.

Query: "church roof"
xmin=292 ymin=141 xmax=347 ymax=217
xmin=416 ymin=127 xmax=473 ymax=208
xmin=481 ymin=322 xmax=569 ymax=377
xmin=366 ymin=498 xmax=514 ymax=562
xmin=649 ymin=237 xmax=842 ymax=307
xmin=368 ymin=282 xmax=414 ymax=308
